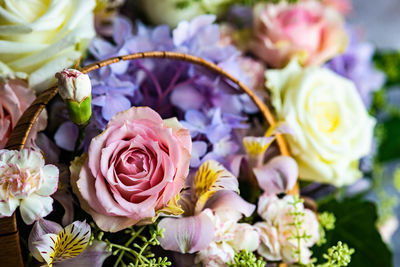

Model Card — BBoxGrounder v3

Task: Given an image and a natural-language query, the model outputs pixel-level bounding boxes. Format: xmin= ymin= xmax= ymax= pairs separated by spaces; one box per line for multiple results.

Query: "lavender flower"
xmin=80 ymin=15 xmax=261 ymax=168
xmin=326 ymin=28 xmax=385 ymax=107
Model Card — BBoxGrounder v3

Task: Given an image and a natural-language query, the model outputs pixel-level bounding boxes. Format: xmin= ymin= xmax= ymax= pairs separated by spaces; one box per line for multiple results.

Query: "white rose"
xmin=139 ymin=0 xmax=230 ymax=28
xmin=0 ymin=0 xmax=96 ymax=91
xmin=267 ymin=61 xmax=375 ymax=186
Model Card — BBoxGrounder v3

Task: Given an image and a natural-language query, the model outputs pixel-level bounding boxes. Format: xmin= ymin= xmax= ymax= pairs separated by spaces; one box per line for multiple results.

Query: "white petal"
xmin=28 ymin=219 xmax=63 ymax=262
xmin=37 ymin=165 xmax=59 ymax=196
xmin=34 ymin=233 xmax=59 ymax=265
xmin=0 ymin=197 xmax=19 ymax=217
xmin=20 ymin=194 xmax=53 ymax=224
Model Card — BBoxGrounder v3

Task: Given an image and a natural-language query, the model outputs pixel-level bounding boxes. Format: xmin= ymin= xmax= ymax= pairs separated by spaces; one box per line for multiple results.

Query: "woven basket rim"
xmin=6 ymin=51 xmax=290 ymax=156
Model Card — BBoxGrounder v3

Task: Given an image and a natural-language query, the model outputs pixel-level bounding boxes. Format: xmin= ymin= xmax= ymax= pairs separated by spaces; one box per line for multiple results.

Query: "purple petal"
xmin=55 ymin=241 xmax=111 ymax=267
xmin=113 ymin=17 xmax=132 ymax=46
xmin=158 ymin=211 xmax=214 ymax=254
xmin=253 ymin=156 xmax=298 ymax=195
xmin=204 ymin=190 xmax=255 ymax=220
xmin=28 ymin=219 xmax=63 ymax=261
xmin=170 ymin=84 xmax=205 ymax=111
xmin=53 ymin=191 xmax=75 ymax=226
xmin=102 ymin=94 xmax=131 ymax=121
xmin=35 ymin=133 xmax=60 ymax=164
xmin=190 ymin=141 xmax=208 ymax=167
xmin=54 ymin=122 xmax=78 ymax=151
xmin=89 ymin=38 xmax=116 ymax=59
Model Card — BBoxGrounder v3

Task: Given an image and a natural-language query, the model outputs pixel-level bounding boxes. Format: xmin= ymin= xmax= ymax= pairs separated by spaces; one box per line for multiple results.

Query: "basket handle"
xmin=6 ymin=51 xmax=290 ymax=156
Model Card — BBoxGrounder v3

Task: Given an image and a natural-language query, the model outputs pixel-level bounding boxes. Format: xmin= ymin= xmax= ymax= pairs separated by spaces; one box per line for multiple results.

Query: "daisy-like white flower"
xmin=0 ymin=149 xmax=59 ymax=224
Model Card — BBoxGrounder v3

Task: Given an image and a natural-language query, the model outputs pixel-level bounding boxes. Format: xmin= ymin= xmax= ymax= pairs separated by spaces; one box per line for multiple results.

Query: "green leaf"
xmin=312 ymin=198 xmax=392 ymax=267
xmin=378 ymin=117 xmax=400 ymax=162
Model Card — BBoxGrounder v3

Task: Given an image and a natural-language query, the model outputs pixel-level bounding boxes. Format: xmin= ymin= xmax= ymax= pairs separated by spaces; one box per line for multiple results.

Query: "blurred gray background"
xmin=350 ymin=0 xmax=400 ymax=49
xmin=351 ymin=0 xmax=400 ymax=265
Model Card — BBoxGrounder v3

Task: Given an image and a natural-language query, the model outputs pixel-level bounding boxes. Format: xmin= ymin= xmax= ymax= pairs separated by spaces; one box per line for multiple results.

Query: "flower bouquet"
xmin=0 ymin=0 xmax=396 ymax=267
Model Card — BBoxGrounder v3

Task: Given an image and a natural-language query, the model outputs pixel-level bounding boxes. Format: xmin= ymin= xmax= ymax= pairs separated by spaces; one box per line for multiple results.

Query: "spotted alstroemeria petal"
xmin=193 ymin=160 xmax=238 ymax=213
xmin=34 ymin=220 xmax=91 ymax=266
xmin=243 ymin=136 xmax=275 ymax=157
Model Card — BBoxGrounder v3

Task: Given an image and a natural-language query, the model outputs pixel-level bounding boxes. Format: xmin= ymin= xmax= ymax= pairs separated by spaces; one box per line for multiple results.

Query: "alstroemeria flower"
xmin=29 ymin=219 xmax=110 ymax=266
xmin=158 ymin=160 xmax=254 ymax=260
xmin=192 ymin=160 xmax=239 ymax=213
xmin=0 ymin=149 xmax=59 ymax=224
xmin=158 ymin=190 xmax=256 ymax=260
xmin=253 ymin=156 xmax=298 ymax=196
xmin=243 ymin=136 xmax=275 ymax=167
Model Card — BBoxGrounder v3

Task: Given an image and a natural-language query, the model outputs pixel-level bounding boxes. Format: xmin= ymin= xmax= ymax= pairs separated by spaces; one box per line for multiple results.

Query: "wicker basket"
xmin=1 ymin=51 xmax=290 ymax=266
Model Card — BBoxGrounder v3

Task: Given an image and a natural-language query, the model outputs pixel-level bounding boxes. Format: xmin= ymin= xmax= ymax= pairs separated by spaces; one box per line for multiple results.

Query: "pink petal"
xmin=253 ymin=156 xmax=298 ymax=195
xmin=158 ymin=211 xmax=214 ymax=253
xmin=204 ymin=190 xmax=255 ymax=220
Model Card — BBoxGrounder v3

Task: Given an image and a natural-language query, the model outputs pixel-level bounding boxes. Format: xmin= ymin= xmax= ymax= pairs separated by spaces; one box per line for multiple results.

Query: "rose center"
xmin=278 ymin=8 xmax=320 ymax=27
xmin=315 ymin=101 xmax=340 ymax=133
xmin=127 ymin=154 xmax=146 ymax=173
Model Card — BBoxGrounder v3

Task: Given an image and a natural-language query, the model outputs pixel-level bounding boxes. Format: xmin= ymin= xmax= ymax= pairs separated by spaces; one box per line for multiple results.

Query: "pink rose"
xmin=322 ymin=0 xmax=352 ymax=14
xmin=0 ymin=79 xmax=37 ymax=148
xmin=251 ymin=1 xmax=347 ymax=68
xmin=72 ymin=107 xmax=192 ymax=232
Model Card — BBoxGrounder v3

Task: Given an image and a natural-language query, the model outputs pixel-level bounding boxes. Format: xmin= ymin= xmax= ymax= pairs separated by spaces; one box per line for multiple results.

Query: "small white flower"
xmin=255 ymin=194 xmax=320 ymax=264
xmin=0 ymin=149 xmax=59 ymax=224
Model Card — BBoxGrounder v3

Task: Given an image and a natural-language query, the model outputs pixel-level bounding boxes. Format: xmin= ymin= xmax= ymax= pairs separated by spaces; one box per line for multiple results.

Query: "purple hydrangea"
xmin=326 ymin=28 xmax=385 ymax=107
xmin=80 ymin=15 xmax=260 ymax=166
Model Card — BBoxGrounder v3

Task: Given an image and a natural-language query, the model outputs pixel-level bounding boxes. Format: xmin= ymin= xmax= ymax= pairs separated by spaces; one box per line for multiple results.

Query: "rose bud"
xmin=55 ymin=69 xmax=92 ymax=126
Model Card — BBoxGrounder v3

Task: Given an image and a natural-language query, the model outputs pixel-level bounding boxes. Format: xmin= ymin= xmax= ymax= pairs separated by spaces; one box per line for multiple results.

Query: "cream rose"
xmin=0 ymin=0 xmax=96 ymax=91
xmin=139 ymin=0 xmax=230 ymax=28
xmin=267 ymin=61 xmax=375 ymax=186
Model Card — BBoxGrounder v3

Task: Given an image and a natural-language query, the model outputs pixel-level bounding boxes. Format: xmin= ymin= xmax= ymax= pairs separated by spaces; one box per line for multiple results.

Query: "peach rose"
xmin=250 ymin=1 xmax=347 ymax=68
xmin=0 ymin=79 xmax=36 ymax=148
xmin=71 ymin=107 xmax=191 ymax=232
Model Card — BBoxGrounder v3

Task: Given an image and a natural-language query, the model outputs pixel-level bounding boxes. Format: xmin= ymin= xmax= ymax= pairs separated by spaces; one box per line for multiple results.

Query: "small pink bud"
xmin=55 ymin=69 xmax=91 ymax=103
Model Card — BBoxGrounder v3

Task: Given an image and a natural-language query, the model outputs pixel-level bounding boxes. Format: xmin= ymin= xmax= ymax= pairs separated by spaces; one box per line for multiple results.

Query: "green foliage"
xmin=393 ymin=168 xmax=400 ymax=192
xmin=307 ymin=242 xmax=354 ymax=267
xmin=374 ymin=51 xmax=400 ymax=87
xmin=376 ymin=117 xmax=400 ymax=162
xmin=317 ymin=212 xmax=336 ymax=246
xmin=91 ymin=223 xmax=171 ymax=267
xmin=321 ymin=241 xmax=354 ymax=267
xmin=287 ymin=195 xmax=312 ymax=265
xmin=371 ymin=163 xmax=398 ymax=226
xmin=319 ymin=212 xmax=336 ymax=231
xmin=312 ymin=198 xmax=393 ymax=267
xmin=227 ymin=250 xmax=267 ymax=267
